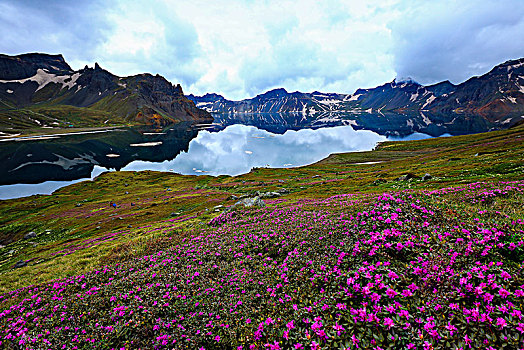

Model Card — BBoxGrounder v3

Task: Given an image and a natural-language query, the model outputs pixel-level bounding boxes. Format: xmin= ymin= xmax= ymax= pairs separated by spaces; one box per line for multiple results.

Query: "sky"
xmin=1 ymin=0 xmax=523 ymax=100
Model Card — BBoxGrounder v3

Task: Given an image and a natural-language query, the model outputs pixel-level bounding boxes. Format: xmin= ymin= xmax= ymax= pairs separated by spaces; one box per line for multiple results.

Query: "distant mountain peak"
xmin=393 ymin=76 xmax=419 ymax=85
xmin=261 ymin=88 xmax=288 ymax=96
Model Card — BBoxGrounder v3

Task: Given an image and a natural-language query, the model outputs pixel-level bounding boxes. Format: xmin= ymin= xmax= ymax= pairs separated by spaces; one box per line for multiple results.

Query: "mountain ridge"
xmin=189 ymin=57 xmax=524 ymax=129
xmin=0 ymin=53 xmax=212 ymax=133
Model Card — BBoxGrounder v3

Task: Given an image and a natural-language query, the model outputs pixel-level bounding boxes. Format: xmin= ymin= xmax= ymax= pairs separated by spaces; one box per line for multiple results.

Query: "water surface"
xmin=0 ymin=122 xmax=431 ymax=200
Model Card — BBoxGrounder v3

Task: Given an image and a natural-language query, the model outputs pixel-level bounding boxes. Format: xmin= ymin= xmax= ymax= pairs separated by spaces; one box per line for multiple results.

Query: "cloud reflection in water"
xmin=122 ymin=124 xmax=386 ymax=176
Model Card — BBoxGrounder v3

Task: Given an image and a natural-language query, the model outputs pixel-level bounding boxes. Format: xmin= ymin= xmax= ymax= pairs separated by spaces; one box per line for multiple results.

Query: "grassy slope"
xmin=0 ymin=124 xmax=523 ymax=349
xmin=0 ymin=124 xmax=522 ymax=293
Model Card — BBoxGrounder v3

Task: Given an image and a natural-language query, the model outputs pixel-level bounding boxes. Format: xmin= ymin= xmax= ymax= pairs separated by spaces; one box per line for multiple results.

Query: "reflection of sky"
xmin=387 ymin=132 xmax=433 ymax=141
xmin=122 ymin=124 xmax=387 ymax=176
xmin=0 ymin=166 xmax=110 ymax=200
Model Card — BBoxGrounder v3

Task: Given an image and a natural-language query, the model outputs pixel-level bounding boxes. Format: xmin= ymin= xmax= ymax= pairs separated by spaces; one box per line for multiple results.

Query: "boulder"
xmin=23 ymin=231 xmax=37 ymax=240
xmin=421 ymin=173 xmax=432 ymax=181
xmin=372 ymin=179 xmax=387 ymax=186
xmin=228 ymin=196 xmax=266 ymax=211
xmin=14 ymin=260 xmax=27 ymax=269
xmin=396 ymin=173 xmax=419 ymax=181
xmin=258 ymin=191 xmax=281 ymax=199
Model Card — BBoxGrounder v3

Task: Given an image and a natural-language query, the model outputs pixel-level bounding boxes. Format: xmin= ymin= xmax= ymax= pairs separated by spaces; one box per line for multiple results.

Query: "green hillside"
xmin=0 ymin=124 xmax=523 ymax=349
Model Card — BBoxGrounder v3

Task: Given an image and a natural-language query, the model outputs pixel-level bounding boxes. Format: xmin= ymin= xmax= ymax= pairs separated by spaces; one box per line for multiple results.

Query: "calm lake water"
xmin=0 ymin=123 xmax=431 ymax=200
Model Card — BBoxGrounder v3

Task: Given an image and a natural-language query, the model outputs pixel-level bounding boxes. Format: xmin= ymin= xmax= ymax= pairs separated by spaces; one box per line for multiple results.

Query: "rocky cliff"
xmin=0 ymin=53 xmax=212 ymax=131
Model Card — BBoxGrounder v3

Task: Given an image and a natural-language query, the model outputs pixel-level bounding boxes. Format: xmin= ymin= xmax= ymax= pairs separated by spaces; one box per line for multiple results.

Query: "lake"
xmin=0 ymin=121 xmax=432 ymax=200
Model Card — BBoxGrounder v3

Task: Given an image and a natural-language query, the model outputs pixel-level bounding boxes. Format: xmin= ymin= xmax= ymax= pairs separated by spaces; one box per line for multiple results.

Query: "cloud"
xmin=0 ymin=0 xmax=113 ymax=63
xmin=1 ymin=0 xmax=523 ymax=99
xmin=122 ymin=124 xmax=386 ymax=176
xmin=95 ymin=1 xmax=204 ymax=87
xmin=389 ymin=0 xmax=524 ymax=85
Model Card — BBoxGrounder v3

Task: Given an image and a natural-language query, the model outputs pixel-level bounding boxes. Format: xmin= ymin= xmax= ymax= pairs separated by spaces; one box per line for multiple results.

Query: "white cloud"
xmin=1 ymin=0 xmax=522 ymax=100
xmin=122 ymin=124 xmax=386 ymax=175
xmin=389 ymin=0 xmax=524 ymax=85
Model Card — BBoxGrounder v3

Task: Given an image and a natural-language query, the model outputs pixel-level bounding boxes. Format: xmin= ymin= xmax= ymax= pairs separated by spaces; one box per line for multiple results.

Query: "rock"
xmin=258 ymin=191 xmax=282 ymax=199
xmin=372 ymin=179 xmax=387 ymax=186
xmin=241 ymin=197 xmax=264 ymax=207
xmin=75 ymin=203 xmax=83 ymax=207
xmin=396 ymin=173 xmax=419 ymax=181
xmin=254 ymin=197 xmax=266 ymax=207
xmin=278 ymin=180 xmax=285 ymax=183
xmin=14 ymin=260 xmax=27 ymax=269
xmin=23 ymin=231 xmax=37 ymax=240
xmin=125 ymin=191 xmax=129 ymax=194
xmin=228 ymin=196 xmax=266 ymax=211
xmin=170 ymin=212 xmax=179 ymax=217
xmin=125 ymin=183 xmax=129 ymax=187
xmin=278 ymin=188 xmax=289 ymax=194
xmin=421 ymin=173 xmax=432 ymax=181
xmin=229 ymin=195 xmax=238 ymax=200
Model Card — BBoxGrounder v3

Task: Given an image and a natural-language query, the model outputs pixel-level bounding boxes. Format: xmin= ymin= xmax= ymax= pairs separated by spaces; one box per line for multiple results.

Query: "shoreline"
xmin=0 ymin=126 xmax=126 ymax=141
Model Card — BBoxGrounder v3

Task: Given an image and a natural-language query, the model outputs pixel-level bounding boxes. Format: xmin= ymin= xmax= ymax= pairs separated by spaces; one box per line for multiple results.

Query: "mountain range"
xmin=0 ymin=53 xmax=212 ymax=133
xmin=1 ymin=53 xmax=523 ymax=136
xmin=189 ymin=58 xmax=524 ymax=134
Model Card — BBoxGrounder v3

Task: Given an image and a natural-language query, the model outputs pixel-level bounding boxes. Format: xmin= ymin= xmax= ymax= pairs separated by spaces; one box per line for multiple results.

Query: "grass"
xmin=0 ymin=124 xmax=523 ymax=348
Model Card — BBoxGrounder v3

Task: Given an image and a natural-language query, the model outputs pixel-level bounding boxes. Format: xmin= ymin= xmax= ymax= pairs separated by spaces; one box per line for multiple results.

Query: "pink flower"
xmin=464 ymin=334 xmax=472 ymax=346
xmin=333 ymin=323 xmax=345 ymax=336
xmin=351 ymin=334 xmax=359 ymax=346
xmin=498 ymin=288 xmax=511 ymax=298
xmin=384 ymin=317 xmax=394 ymax=329
xmin=446 ymin=322 xmax=457 ymax=336
xmin=386 ymin=288 xmax=397 ymax=298
xmin=401 ymin=289 xmax=413 ymax=297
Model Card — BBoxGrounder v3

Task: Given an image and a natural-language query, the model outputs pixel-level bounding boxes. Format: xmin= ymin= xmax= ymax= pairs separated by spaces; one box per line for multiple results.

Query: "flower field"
xmin=1 ymin=181 xmax=523 ymax=349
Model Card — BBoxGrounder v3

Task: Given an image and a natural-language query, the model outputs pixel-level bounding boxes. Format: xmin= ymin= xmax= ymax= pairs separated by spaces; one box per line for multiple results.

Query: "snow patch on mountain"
xmin=345 ymin=94 xmax=362 ymax=101
xmin=421 ymin=95 xmax=436 ymax=110
xmin=0 ymin=69 xmax=81 ymax=92
xmin=507 ymin=62 xmax=524 ymax=71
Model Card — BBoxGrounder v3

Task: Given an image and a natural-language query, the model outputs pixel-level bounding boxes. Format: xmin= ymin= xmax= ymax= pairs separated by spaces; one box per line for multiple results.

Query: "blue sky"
xmin=1 ymin=0 xmax=523 ymax=100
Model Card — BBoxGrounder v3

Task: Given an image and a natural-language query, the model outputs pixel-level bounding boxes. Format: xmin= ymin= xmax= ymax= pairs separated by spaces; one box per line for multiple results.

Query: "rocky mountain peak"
xmin=0 ymin=52 xmax=213 ymax=126
xmin=392 ymin=76 xmax=420 ymax=86
xmin=0 ymin=52 xmax=72 ymax=80
xmin=259 ymin=88 xmax=289 ymax=99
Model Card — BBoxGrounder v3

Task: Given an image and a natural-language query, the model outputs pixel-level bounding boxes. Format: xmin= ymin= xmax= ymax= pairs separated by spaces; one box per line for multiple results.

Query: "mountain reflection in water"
xmin=0 ymin=120 xmax=430 ymax=199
